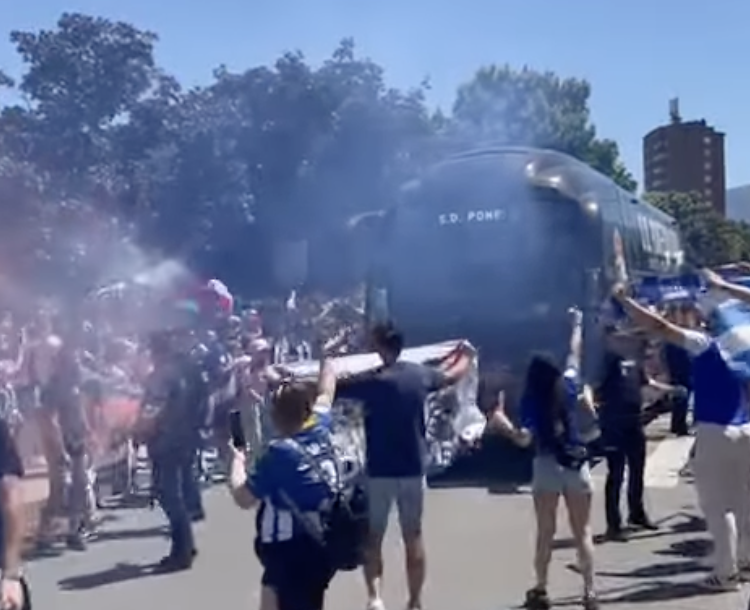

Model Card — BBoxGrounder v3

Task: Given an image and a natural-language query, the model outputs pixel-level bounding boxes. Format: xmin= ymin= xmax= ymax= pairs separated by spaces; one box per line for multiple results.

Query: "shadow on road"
xmin=654 ymin=537 xmax=712 ymax=559
xmin=553 ymin=578 xmax=731 ymax=606
xmin=599 ymin=580 xmax=730 ymax=604
xmin=596 ymin=558 xmax=706 ymax=579
xmin=24 ymin=523 xmax=166 ymax=563
xmin=553 ymin=511 xmax=707 ymax=552
xmin=555 ymin=528 xmax=672 ymax=551
xmin=668 ymin=514 xmax=705 ymax=534
xmin=93 ymin=525 xmax=166 ymax=543
xmin=58 ymin=562 xmax=153 ymax=590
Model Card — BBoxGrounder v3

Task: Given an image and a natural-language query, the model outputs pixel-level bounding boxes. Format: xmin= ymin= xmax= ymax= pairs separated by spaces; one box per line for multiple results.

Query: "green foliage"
xmin=0 ymin=12 xmax=639 ymax=295
xmin=452 ymin=65 xmax=637 ymax=191
xmin=647 ymin=191 xmax=750 ymax=267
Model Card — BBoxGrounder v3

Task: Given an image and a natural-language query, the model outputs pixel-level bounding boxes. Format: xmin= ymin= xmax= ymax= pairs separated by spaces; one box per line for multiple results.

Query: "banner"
xmin=275 ymin=340 xmax=485 ymax=472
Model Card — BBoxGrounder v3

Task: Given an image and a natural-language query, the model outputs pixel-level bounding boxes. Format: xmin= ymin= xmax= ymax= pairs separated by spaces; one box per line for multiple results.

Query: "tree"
xmin=647 ymin=191 xmax=750 ymax=266
xmin=130 ymin=39 xmax=434 ymax=290
xmin=5 ymin=13 xmax=161 ymax=177
xmin=0 ymin=70 xmax=13 ymax=89
xmin=451 ymin=65 xmax=636 ymax=191
xmin=0 ymin=13 xmax=644 ymax=297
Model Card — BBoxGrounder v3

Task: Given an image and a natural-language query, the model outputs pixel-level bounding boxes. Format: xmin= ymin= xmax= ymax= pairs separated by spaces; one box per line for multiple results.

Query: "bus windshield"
xmin=383 ymin=187 xmax=588 ymax=321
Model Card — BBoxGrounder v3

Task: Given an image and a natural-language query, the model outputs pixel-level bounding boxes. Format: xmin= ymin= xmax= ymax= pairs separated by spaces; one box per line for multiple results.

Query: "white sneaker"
xmin=366 ymin=599 xmax=386 ymax=610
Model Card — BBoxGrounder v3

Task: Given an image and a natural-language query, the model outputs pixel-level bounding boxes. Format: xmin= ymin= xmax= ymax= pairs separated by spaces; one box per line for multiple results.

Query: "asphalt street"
xmin=23 ymin=463 xmax=746 ymax=610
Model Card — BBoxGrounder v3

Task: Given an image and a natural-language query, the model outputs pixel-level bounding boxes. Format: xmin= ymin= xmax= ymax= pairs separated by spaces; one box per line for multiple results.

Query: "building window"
xmin=704 ymin=161 xmax=712 ymax=171
xmin=705 ymin=174 xmax=712 ymax=184
xmin=704 ymin=147 xmax=712 ymax=157
xmin=704 ymin=135 xmax=712 ymax=145
xmin=705 ymin=188 xmax=713 ymax=199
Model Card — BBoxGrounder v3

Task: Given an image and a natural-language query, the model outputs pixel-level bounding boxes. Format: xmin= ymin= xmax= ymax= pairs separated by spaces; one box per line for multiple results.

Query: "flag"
xmin=634 ymin=272 xmax=750 ymax=381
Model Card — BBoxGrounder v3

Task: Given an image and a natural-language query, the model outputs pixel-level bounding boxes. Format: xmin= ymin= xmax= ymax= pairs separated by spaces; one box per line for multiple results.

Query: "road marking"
xmin=643 ymin=435 xmax=694 ymax=488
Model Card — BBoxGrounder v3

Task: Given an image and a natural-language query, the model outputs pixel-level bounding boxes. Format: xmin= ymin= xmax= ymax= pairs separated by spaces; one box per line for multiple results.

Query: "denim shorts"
xmin=532 ymin=455 xmax=593 ymax=494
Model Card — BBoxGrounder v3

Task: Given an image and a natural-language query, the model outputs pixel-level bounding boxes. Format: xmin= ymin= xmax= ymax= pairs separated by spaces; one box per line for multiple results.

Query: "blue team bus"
xmin=353 ymin=147 xmax=684 ymax=478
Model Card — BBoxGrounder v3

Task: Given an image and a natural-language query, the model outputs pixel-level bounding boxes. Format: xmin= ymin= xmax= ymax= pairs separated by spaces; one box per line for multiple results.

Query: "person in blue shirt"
xmin=612 ymin=273 xmax=750 ymax=592
xmin=228 ymin=356 xmax=338 ymax=610
xmin=498 ymin=308 xmax=598 ymax=610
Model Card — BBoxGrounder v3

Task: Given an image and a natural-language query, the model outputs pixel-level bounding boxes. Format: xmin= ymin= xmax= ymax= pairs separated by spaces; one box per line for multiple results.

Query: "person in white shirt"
xmin=612 ymin=273 xmax=750 ymax=591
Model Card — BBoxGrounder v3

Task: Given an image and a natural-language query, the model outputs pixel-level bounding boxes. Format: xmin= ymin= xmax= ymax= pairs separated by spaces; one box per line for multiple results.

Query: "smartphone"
xmin=229 ymin=409 xmax=246 ymax=449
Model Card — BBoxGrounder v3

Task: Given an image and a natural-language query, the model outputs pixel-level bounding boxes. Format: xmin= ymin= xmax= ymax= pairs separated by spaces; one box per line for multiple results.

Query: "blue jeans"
xmin=151 ymin=449 xmax=201 ymax=556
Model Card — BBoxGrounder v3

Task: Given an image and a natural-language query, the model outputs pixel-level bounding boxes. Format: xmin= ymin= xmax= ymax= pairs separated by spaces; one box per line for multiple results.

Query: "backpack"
xmin=279 ymin=439 xmax=369 ymax=572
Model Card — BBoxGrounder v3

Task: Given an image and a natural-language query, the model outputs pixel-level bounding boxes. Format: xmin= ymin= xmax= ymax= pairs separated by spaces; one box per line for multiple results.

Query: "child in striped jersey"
xmin=228 ymin=357 xmax=338 ymax=610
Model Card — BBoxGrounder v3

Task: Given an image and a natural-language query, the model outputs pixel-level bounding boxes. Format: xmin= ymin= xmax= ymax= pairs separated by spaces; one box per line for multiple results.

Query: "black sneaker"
xmin=153 ymin=552 xmax=194 ymax=573
xmin=628 ymin=516 xmax=658 ymax=531
xmin=605 ymin=527 xmax=628 ymax=542
xmin=524 ymin=587 xmax=551 ymax=610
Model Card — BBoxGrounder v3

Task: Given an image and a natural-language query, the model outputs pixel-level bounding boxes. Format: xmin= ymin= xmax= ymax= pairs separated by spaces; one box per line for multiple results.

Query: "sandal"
xmin=524 ymin=587 xmax=551 ymax=610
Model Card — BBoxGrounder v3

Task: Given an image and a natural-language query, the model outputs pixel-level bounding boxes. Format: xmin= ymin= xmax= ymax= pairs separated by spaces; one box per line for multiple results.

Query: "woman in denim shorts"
xmin=503 ymin=309 xmax=598 ymax=610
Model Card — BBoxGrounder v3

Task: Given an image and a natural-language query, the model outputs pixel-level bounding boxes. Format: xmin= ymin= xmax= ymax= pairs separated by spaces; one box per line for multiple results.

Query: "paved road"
xmin=24 ymin=477 xmax=745 ymax=608
xmin=22 ymin=414 xmax=745 ymax=610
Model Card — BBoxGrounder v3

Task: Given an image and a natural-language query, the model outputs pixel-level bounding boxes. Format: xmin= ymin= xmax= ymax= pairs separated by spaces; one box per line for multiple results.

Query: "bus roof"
xmin=405 ymin=146 xmax=675 ymax=224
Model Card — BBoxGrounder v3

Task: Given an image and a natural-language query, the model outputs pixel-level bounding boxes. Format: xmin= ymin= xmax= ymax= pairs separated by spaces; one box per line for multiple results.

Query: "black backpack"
xmin=280 ymin=440 xmax=369 ymax=572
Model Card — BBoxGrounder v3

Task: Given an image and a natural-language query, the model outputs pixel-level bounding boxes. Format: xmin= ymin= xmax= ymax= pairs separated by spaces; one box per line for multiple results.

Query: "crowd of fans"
xmin=2 ymin=266 xmax=750 ymax=610
xmin=0 ymin=283 xmax=367 ymax=606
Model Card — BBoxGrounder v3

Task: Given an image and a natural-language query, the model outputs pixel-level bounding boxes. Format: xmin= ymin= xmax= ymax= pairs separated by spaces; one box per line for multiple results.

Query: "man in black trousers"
xmin=141 ymin=330 xmax=206 ymax=572
xmin=596 ymin=325 xmax=682 ymax=541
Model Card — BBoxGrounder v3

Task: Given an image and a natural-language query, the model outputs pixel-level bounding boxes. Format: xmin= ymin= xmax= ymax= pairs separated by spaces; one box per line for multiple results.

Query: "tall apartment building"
xmin=643 ymin=99 xmax=726 ymax=216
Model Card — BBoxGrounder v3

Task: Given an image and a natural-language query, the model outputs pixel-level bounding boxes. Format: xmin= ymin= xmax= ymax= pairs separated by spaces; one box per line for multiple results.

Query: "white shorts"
xmin=532 ymin=455 xmax=593 ymax=495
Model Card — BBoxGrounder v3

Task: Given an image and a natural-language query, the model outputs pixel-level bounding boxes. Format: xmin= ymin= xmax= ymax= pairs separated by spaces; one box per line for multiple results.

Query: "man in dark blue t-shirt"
xmin=336 ymin=322 xmax=471 ymax=610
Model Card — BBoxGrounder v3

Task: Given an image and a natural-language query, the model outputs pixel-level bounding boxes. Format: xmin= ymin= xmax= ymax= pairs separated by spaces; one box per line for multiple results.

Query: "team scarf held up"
xmin=609 ymin=270 xmax=750 ymax=381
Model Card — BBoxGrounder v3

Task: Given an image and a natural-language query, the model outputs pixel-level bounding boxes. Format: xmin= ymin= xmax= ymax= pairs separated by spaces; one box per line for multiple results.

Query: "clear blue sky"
xmin=1 ymin=0 xmax=747 ymax=190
